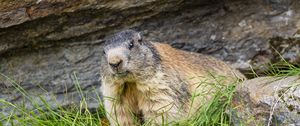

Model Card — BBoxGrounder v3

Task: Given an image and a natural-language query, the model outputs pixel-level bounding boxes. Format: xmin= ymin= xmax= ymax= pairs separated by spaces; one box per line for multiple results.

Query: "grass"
xmin=0 ymin=61 xmax=299 ymax=126
xmin=174 ymin=83 xmax=237 ymax=126
xmin=0 ymin=73 xmax=107 ymax=126
xmin=263 ymin=47 xmax=300 ymax=77
xmin=0 ymin=71 xmax=240 ymax=126
xmin=263 ymin=61 xmax=300 ymax=77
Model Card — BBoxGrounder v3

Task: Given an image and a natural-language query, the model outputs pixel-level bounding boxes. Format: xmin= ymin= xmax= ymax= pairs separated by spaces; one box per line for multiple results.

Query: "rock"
xmin=0 ymin=44 xmax=103 ymax=117
xmin=270 ymin=37 xmax=300 ymax=64
xmin=1 ymin=0 xmax=300 ymax=120
xmin=231 ymin=76 xmax=300 ymax=126
xmin=137 ymin=0 xmax=300 ymax=76
xmin=0 ymin=0 xmax=184 ymax=54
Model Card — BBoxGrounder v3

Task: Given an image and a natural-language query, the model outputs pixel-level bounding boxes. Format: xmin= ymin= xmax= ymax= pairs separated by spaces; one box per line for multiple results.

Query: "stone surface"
xmin=137 ymin=0 xmax=300 ymax=76
xmin=0 ymin=45 xmax=103 ymax=115
xmin=0 ymin=0 xmax=184 ymax=54
xmin=231 ymin=76 xmax=300 ymax=126
xmin=0 ymin=0 xmax=300 ymax=120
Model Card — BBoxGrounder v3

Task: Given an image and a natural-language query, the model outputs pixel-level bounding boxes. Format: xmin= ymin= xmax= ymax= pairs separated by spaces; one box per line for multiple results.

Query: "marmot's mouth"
xmin=114 ymin=71 xmax=129 ymax=77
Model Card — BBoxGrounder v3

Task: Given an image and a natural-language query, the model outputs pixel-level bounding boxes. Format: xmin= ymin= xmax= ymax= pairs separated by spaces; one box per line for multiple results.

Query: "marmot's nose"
xmin=109 ymin=60 xmax=123 ymax=69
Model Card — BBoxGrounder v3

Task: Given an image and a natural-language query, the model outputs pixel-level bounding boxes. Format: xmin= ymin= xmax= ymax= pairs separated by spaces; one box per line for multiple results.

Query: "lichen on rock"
xmin=231 ymin=76 xmax=300 ymax=125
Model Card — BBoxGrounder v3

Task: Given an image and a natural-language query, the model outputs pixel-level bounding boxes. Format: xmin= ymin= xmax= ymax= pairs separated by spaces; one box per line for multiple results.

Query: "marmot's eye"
xmin=103 ymin=50 xmax=106 ymax=55
xmin=138 ymin=38 xmax=142 ymax=43
xmin=129 ymin=40 xmax=134 ymax=50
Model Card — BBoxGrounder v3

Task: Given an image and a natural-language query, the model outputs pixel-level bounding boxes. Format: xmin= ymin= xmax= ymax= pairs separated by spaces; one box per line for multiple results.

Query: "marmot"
xmin=100 ymin=30 xmax=245 ymax=126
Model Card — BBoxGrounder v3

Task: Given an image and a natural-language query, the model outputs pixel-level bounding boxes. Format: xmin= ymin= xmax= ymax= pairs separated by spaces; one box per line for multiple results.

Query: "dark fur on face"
xmin=104 ymin=30 xmax=139 ymax=47
xmin=101 ymin=30 xmax=161 ymax=81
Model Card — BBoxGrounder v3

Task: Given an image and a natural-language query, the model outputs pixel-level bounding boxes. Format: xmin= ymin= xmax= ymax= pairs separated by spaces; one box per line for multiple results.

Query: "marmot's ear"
xmin=134 ymin=32 xmax=143 ymax=44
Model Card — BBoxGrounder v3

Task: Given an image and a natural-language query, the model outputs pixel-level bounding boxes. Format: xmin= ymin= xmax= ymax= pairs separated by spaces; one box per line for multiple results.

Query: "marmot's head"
xmin=101 ymin=30 xmax=160 ymax=80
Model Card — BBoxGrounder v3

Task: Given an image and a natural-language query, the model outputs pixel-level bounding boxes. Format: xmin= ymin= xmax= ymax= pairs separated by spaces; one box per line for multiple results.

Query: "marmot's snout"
xmin=109 ymin=59 xmax=122 ymax=70
xmin=108 ymin=55 xmax=124 ymax=73
xmin=106 ymin=47 xmax=129 ymax=75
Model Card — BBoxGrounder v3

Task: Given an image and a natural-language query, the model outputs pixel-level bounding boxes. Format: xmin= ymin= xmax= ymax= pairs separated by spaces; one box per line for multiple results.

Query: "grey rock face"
xmin=137 ymin=0 xmax=300 ymax=73
xmin=231 ymin=76 xmax=300 ymax=126
xmin=0 ymin=44 xmax=103 ymax=117
xmin=0 ymin=0 xmax=300 ymax=120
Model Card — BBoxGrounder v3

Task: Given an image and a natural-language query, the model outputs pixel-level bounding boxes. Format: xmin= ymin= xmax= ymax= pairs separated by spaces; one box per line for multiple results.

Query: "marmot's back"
xmin=152 ymin=42 xmax=245 ymax=81
xmin=152 ymin=42 xmax=245 ymax=116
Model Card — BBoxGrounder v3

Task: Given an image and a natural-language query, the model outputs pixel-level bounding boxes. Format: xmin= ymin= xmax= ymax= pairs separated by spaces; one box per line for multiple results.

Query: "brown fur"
xmin=100 ymin=30 xmax=245 ymax=126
